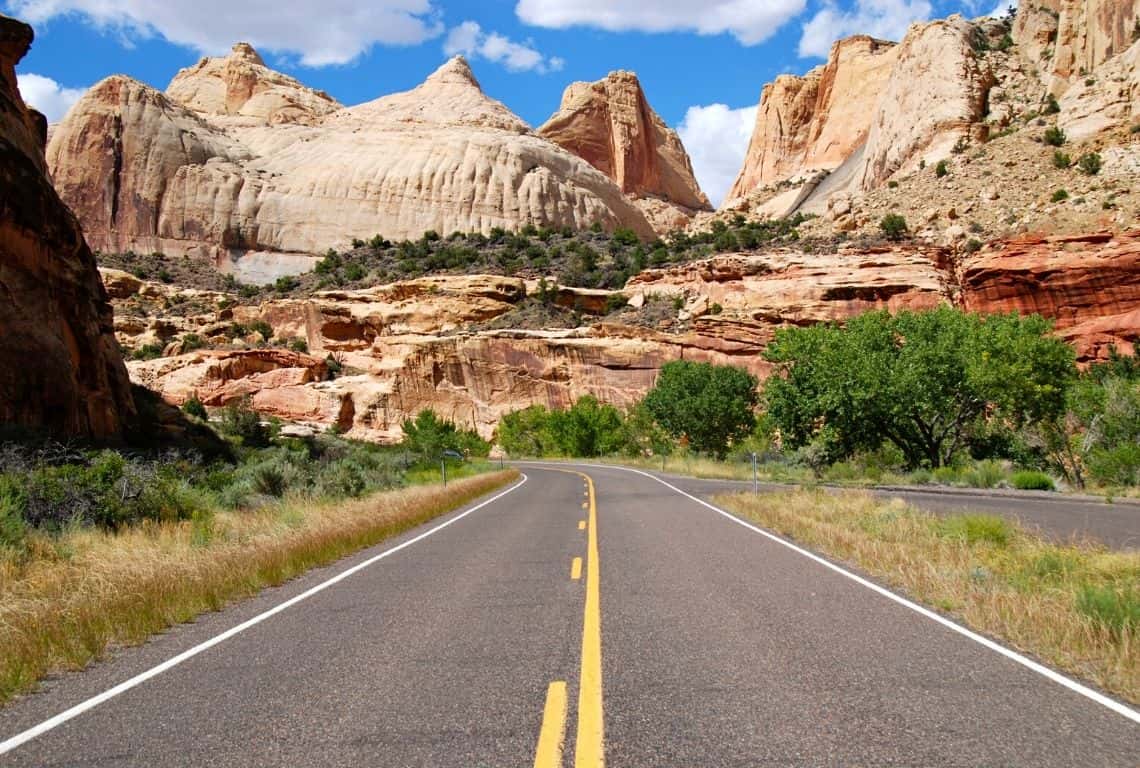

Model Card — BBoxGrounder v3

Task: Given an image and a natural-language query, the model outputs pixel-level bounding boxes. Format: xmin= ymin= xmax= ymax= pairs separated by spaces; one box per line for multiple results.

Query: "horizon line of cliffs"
xmin=37 ymin=0 xmax=1140 ymax=269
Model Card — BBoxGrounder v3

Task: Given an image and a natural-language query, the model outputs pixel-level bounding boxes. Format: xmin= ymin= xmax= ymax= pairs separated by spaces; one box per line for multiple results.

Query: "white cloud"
xmin=444 ymin=21 xmax=563 ymax=73
xmin=798 ymin=0 xmax=932 ymax=58
xmin=988 ymin=0 xmax=1017 ymax=18
xmin=6 ymin=0 xmax=443 ymax=66
xmin=516 ymin=0 xmax=807 ymax=46
xmin=16 ymin=73 xmax=85 ymax=122
xmin=677 ymin=103 xmax=758 ymax=207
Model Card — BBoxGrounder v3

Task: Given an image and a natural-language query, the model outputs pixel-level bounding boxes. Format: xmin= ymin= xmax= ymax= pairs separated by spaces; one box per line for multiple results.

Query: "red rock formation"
xmin=538 ymin=71 xmax=711 ymax=217
xmin=960 ymin=231 xmax=1140 ymax=359
xmin=0 ymin=14 xmax=135 ymax=439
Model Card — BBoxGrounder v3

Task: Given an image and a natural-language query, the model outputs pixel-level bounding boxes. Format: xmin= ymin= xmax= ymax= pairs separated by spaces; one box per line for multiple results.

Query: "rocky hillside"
xmin=0 ymin=14 xmax=136 ymax=440
xmin=725 ymin=3 xmax=1139 ymax=238
xmin=46 ymin=48 xmax=711 ymax=280
xmin=102 ymin=223 xmax=1139 ymax=441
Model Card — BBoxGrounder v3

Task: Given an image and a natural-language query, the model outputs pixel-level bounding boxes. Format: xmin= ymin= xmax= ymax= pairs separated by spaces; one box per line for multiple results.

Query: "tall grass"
xmin=0 ymin=470 xmax=516 ymax=705
xmin=716 ymin=490 xmax=1139 ymax=704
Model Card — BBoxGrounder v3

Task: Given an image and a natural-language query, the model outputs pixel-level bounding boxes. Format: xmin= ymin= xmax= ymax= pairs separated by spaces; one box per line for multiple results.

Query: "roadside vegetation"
xmin=495 ymin=308 xmax=1140 ymax=496
xmin=0 ymin=402 xmax=507 ymax=705
xmin=715 ymin=490 xmax=1139 ymax=704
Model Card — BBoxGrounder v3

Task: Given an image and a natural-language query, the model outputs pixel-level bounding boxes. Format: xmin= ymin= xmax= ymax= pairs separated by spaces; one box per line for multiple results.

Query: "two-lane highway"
xmin=0 ymin=465 xmax=1136 ymax=766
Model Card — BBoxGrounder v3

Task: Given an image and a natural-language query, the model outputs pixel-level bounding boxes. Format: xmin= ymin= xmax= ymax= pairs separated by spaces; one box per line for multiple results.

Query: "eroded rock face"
xmin=1022 ymin=0 xmax=1139 ymax=94
xmin=960 ymin=231 xmax=1140 ymax=358
xmin=727 ymin=36 xmax=898 ymax=200
xmin=857 ymin=16 xmax=995 ymax=190
xmin=2 ymin=15 xmax=135 ymax=439
xmin=47 ymin=53 xmax=658 ymax=267
xmin=166 ymin=42 xmax=341 ymax=126
xmin=538 ymin=71 xmax=711 ymax=216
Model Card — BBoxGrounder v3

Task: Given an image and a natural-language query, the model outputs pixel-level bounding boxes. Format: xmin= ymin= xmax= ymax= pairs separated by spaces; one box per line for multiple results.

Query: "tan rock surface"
xmin=166 ymin=42 xmax=341 ymax=126
xmin=1034 ymin=0 xmax=1139 ymax=93
xmin=727 ymin=36 xmax=898 ymax=200
xmin=538 ymin=71 xmax=711 ymax=216
xmin=47 ymin=53 xmax=658 ymax=267
xmin=857 ymin=16 xmax=996 ymax=190
xmin=2 ymin=15 xmax=136 ymax=439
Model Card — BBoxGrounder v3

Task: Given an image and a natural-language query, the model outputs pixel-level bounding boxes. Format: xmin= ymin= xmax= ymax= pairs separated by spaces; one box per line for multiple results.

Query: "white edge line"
xmin=0 ymin=474 xmax=529 ymax=756
xmin=525 ymin=461 xmax=1140 ymax=725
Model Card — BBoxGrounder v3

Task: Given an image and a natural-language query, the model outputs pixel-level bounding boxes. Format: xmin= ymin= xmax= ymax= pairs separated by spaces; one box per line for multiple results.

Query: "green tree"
xmin=547 ymin=397 xmax=627 ymax=458
xmin=763 ymin=307 xmax=1076 ymax=468
xmin=400 ymin=409 xmax=487 ymax=460
xmin=643 ymin=361 xmax=759 ymax=458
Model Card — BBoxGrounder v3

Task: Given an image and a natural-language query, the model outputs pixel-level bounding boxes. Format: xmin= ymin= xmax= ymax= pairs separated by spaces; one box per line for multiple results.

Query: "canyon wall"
xmin=0 ymin=14 xmax=135 ymax=439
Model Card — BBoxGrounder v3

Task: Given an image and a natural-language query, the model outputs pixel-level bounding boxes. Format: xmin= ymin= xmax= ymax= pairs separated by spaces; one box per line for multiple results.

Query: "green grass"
xmin=936 ymin=513 xmax=1015 ymax=546
xmin=1077 ymin=586 xmax=1140 ymax=638
xmin=1011 ymin=470 xmax=1056 ymax=491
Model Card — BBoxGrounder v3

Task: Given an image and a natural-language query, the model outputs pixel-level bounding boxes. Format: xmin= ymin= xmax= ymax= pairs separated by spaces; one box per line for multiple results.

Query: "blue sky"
xmin=7 ymin=0 xmax=1010 ymax=204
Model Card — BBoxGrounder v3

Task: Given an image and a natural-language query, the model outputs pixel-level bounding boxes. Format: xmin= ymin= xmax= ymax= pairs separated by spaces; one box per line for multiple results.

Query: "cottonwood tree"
xmin=763 ymin=307 xmax=1075 ymax=468
xmin=643 ymin=360 xmax=759 ymax=459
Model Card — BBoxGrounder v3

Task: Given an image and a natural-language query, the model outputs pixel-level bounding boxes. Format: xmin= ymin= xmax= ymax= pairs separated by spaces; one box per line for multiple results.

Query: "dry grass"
xmin=0 ymin=470 xmax=517 ymax=706
xmin=715 ymin=490 xmax=1139 ymax=704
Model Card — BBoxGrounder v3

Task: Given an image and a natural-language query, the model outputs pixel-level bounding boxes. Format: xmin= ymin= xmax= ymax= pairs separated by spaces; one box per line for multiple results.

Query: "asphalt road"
xmin=664 ymin=473 xmax=1140 ymax=550
xmin=0 ymin=465 xmax=1136 ymax=766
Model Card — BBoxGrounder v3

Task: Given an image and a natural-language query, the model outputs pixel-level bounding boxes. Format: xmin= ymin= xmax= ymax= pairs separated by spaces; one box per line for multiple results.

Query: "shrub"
xmin=343 ymin=262 xmax=366 ymax=282
xmin=0 ymin=476 xmax=26 ymax=548
xmin=1043 ymin=126 xmax=1066 ymax=146
xmin=937 ymin=514 xmax=1014 ymax=546
xmin=182 ymin=397 xmax=208 ymax=421
xmin=287 ymin=337 xmax=309 ymax=354
xmin=879 ymin=213 xmax=909 ymax=241
xmin=181 ymin=333 xmax=206 ymax=352
xmin=887 ymin=180 xmax=899 ymax=189
xmin=1043 ymin=95 xmax=1060 ymax=115
xmin=1052 ymin=150 xmax=1071 ymax=169
xmin=132 ymin=343 xmax=165 ymax=361
xmin=1077 ymin=585 xmax=1140 ymax=638
xmin=964 ymin=460 xmax=1006 ymax=488
xmin=250 ymin=321 xmax=273 ymax=342
xmin=964 ymin=238 xmax=983 ymax=254
xmin=274 ymin=275 xmax=299 ymax=293
xmin=1051 ymin=189 xmax=1069 ymax=202
xmin=219 ymin=399 xmax=270 ymax=448
xmin=1010 ymin=470 xmax=1055 ymax=491
xmin=1077 ymin=152 xmax=1102 ymax=176
xmin=935 ymin=160 xmax=949 ymax=178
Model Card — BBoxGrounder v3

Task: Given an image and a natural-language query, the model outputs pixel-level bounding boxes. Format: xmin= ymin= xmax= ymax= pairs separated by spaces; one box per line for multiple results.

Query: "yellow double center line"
xmin=575 ymin=473 xmax=604 ymax=767
xmin=533 ymin=470 xmax=604 ymax=768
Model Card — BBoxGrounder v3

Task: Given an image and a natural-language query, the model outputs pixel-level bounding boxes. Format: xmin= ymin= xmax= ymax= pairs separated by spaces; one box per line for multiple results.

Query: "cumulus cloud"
xmin=444 ymin=21 xmax=563 ymax=73
xmin=677 ymin=103 xmax=758 ymax=207
xmin=798 ymin=0 xmax=932 ymax=59
xmin=16 ymin=73 xmax=85 ymax=122
xmin=516 ymin=0 xmax=807 ymax=46
xmin=6 ymin=0 xmax=443 ymax=66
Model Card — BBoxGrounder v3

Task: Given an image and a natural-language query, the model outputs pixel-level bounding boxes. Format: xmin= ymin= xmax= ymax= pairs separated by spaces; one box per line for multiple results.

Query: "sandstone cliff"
xmin=538 ymin=71 xmax=711 ymax=229
xmin=727 ymin=36 xmax=898 ymax=200
xmin=1015 ymin=0 xmax=1138 ymax=95
xmin=2 ymin=14 xmax=135 ymax=439
xmin=47 ymin=51 xmax=661 ymax=272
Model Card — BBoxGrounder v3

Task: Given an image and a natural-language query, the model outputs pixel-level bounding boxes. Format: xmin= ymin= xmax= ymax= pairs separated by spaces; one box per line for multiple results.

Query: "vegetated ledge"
xmin=0 ymin=470 xmax=517 ymax=706
xmin=715 ymin=489 xmax=1139 ymax=706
